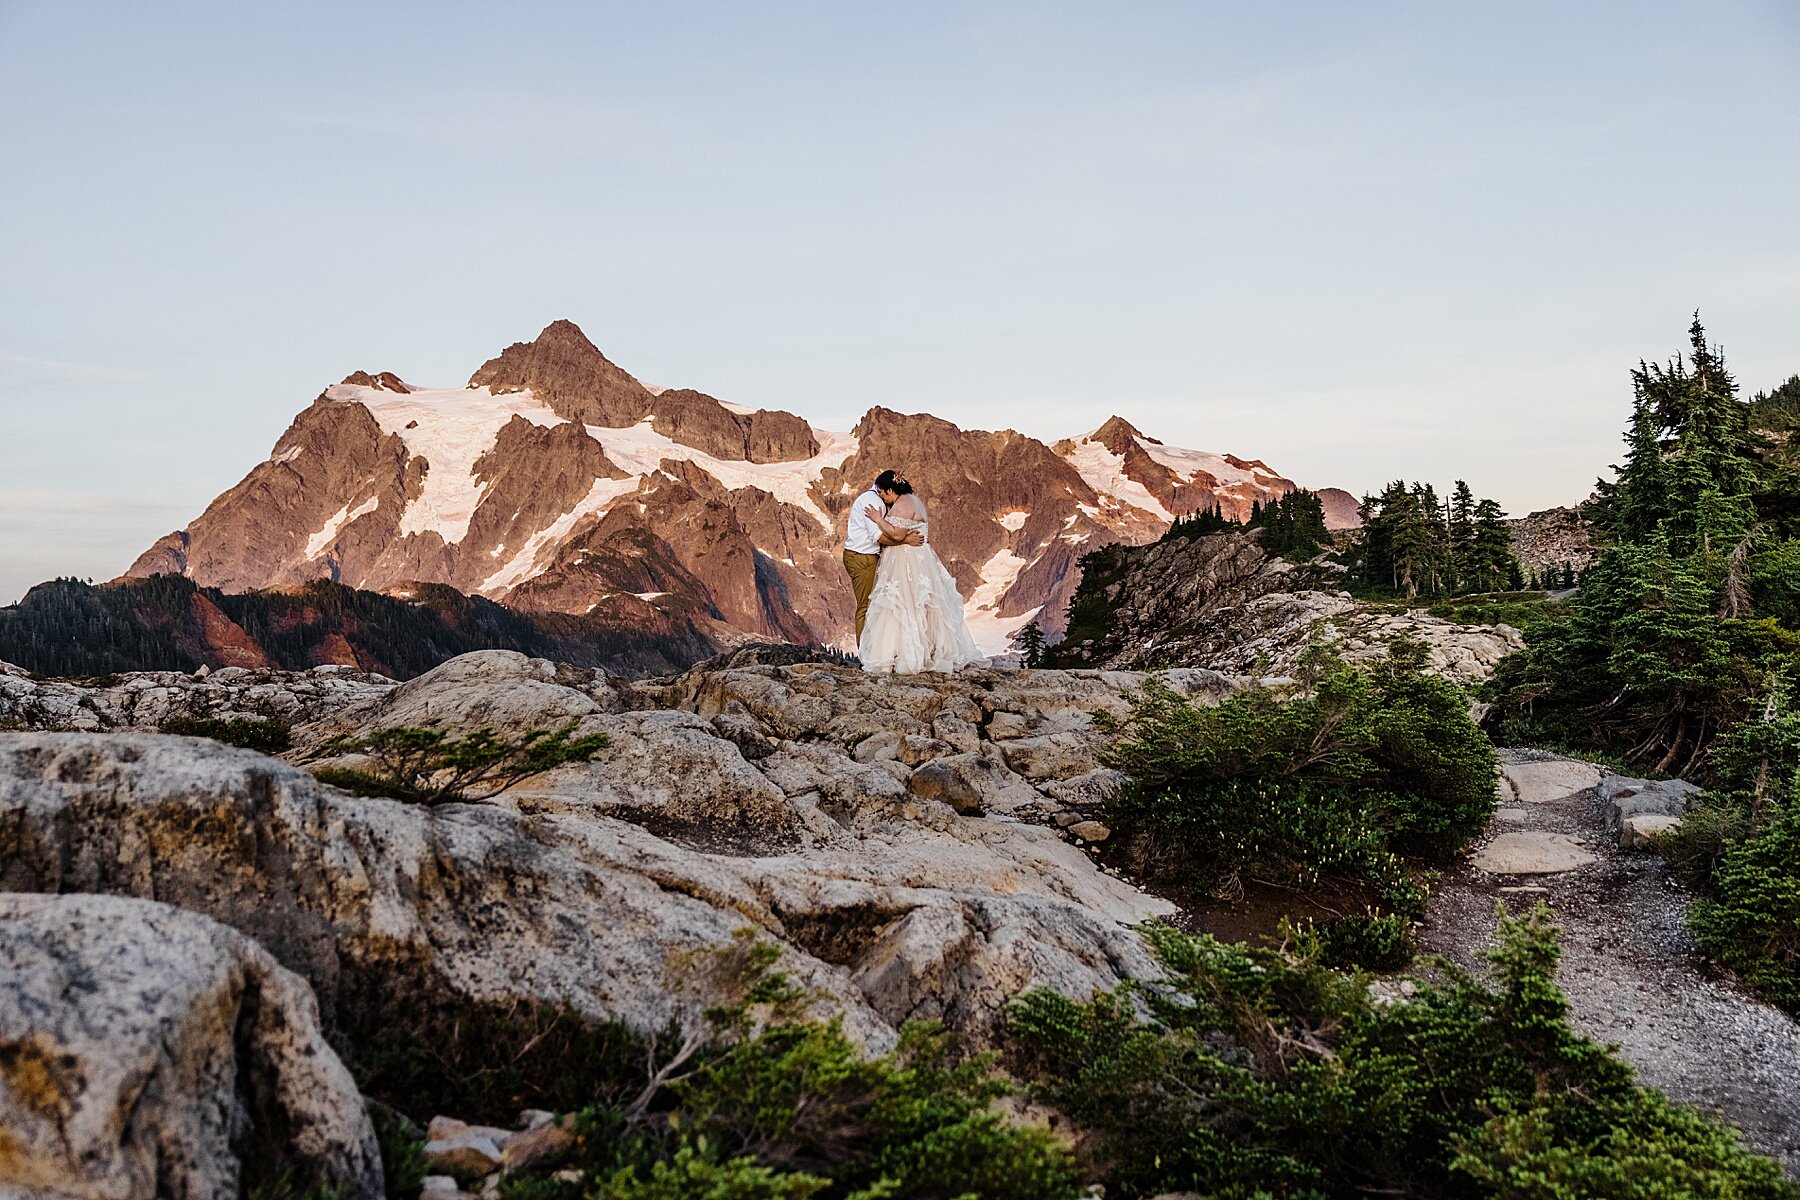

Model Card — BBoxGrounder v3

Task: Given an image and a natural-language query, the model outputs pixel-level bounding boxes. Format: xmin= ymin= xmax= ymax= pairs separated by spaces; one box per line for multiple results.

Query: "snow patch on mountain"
xmin=304 ymin=496 xmax=378 ymax=559
xmin=478 ymin=475 xmax=642 ymax=594
xmin=1057 ymin=437 xmax=1174 ymax=521
xmin=1135 ymin=439 xmax=1266 ymax=487
xmin=961 ymin=547 xmax=1041 ymax=656
xmin=331 ymin=383 xmax=562 ymax=544
xmin=584 ymin=417 xmax=858 ymax=529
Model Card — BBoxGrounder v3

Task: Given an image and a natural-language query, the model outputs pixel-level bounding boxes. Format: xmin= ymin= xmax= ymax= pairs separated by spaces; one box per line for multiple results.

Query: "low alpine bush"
xmin=1098 ymin=640 xmax=1495 ymax=931
xmin=308 ymin=723 xmax=608 ymax=804
xmin=160 ymin=714 xmax=291 ymax=753
xmin=1006 ymin=905 xmax=1794 ymax=1199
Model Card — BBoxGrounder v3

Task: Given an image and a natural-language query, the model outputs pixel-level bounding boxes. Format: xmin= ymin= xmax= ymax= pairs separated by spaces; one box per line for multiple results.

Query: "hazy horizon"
xmin=4 ymin=1 xmax=1797 ymax=604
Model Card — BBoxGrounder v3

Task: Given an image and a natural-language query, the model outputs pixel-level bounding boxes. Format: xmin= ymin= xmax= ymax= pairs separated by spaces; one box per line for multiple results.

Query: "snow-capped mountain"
xmin=128 ymin=321 xmax=1355 ymax=652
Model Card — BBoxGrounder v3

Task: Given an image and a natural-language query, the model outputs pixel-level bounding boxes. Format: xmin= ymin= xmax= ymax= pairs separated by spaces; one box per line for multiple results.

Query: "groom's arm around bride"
xmin=842 ymin=478 xmax=922 ymax=642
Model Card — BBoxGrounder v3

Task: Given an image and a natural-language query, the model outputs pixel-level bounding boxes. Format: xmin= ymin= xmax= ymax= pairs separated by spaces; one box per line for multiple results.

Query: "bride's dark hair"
xmin=875 ymin=470 xmax=915 ymax=496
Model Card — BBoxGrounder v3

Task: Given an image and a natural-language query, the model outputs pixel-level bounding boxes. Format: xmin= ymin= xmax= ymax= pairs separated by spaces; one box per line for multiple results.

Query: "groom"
xmin=843 ymin=469 xmax=924 ymax=641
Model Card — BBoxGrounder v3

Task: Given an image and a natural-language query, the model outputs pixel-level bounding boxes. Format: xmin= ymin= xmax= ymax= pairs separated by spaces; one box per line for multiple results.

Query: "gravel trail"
xmin=1417 ymin=748 xmax=1800 ymax=1172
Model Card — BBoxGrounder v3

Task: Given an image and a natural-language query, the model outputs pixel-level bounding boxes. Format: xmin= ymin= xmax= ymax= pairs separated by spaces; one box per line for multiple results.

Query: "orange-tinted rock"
xmin=468 ymin=319 xmax=654 ymax=427
xmin=189 ymin=592 xmax=274 ymax=669
xmin=126 ymin=396 xmax=412 ymax=593
xmin=647 ymin=390 xmax=819 ymax=463
xmin=1319 ymin=487 xmax=1363 ymax=530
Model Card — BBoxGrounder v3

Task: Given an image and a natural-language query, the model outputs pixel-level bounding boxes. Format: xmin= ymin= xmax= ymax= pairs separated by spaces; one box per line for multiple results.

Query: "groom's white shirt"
xmin=845 ymin=488 xmax=884 ymax=555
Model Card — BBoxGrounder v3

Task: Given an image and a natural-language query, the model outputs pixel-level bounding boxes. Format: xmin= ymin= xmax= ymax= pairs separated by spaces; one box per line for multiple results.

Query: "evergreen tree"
xmin=1491 ymin=314 xmax=1800 ymax=778
xmin=1014 ymin=620 xmax=1048 ymax=668
xmin=1467 ymin=498 xmax=1514 ymax=592
xmin=1448 ymin=480 xmax=1477 ymax=589
xmin=1250 ymin=489 xmax=1330 ymax=562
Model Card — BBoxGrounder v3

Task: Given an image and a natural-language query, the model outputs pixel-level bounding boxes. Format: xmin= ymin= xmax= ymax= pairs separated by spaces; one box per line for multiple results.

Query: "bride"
xmin=858 ymin=476 xmax=987 ymax=674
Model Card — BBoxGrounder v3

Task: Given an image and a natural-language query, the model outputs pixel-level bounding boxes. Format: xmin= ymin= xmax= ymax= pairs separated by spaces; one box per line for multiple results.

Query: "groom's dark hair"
xmin=875 ymin=469 xmax=914 ymax=496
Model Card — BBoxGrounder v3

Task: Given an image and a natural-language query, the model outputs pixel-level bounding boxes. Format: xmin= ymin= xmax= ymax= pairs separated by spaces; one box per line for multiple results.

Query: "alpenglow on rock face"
xmin=126 ymin=320 xmax=1351 ymax=651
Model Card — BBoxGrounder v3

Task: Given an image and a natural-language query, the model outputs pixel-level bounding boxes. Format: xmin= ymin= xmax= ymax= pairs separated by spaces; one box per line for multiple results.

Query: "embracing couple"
xmin=842 ymin=470 xmax=987 ymax=675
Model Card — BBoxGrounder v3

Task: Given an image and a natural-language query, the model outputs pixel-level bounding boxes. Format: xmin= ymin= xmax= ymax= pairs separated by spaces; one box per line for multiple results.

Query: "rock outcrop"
xmin=123 ymin=319 xmax=1343 ymax=651
xmin=1054 ymin=529 xmax=1522 ymax=684
xmin=1508 ymin=505 xmax=1602 ymax=578
xmin=0 ymin=650 xmax=1242 ymax=1056
xmin=0 ymin=892 xmax=381 ymax=1200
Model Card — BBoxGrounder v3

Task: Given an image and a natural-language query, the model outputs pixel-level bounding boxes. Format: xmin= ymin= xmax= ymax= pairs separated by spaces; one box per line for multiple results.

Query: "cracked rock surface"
xmin=0 ymin=892 xmax=381 ymax=1200
xmin=0 ymin=650 xmax=1239 ymax=1054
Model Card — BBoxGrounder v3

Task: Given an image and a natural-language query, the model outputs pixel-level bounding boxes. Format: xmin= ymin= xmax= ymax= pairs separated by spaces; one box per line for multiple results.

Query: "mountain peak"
xmin=468 ymin=319 xmax=653 ymax=427
xmin=1090 ymin=415 xmax=1155 ymax=454
xmin=533 ymin=318 xmax=598 ymax=350
xmin=340 ymin=370 xmax=410 ymax=393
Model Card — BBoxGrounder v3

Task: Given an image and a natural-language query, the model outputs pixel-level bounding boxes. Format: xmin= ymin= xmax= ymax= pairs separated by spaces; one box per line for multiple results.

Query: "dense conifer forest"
xmin=0 ymin=575 xmax=715 ymax=679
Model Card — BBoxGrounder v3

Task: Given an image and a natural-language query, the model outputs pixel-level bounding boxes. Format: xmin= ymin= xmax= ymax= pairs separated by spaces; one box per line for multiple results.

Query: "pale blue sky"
xmin=3 ymin=1 xmax=1797 ymax=603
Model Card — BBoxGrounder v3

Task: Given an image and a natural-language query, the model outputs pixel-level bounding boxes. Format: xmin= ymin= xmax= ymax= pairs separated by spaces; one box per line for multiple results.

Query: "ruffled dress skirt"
xmin=858 ymin=543 xmax=988 ymax=675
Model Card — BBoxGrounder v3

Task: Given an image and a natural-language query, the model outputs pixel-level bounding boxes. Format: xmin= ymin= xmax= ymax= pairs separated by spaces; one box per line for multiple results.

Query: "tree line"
xmin=1163 ymin=488 xmax=1331 ymax=561
xmin=1347 ymin=480 xmax=1522 ymax=597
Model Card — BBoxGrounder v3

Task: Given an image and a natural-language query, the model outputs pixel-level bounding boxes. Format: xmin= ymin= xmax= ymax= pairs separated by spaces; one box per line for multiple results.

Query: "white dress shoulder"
xmin=859 ymin=505 xmax=987 ymax=675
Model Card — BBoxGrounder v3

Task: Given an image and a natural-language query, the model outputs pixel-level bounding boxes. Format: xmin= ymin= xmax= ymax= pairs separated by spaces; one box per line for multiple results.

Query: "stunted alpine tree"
xmin=1490 ymin=313 xmax=1800 ymax=778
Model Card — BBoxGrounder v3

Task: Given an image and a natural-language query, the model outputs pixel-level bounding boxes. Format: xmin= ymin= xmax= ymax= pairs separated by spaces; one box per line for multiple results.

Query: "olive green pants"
xmin=843 ymin=549 xmax=881 ymax=641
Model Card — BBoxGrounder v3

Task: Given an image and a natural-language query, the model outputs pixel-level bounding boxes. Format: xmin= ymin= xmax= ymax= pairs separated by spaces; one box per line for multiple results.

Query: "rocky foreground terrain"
xmin=4 ymin=647 xmax=1798 ymax=1194
xmin=0 ymin=648 xmax=1229 ymax=1196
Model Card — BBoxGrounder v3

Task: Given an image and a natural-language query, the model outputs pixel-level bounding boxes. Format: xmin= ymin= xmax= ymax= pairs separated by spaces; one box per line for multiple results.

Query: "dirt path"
xmin=1417 ymin=748 xmax=1800 ymax=1172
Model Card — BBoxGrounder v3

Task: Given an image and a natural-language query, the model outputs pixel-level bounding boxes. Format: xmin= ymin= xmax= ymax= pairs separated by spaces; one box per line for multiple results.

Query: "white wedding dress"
xmin=859 ymin=503 xmax=987 ymax=675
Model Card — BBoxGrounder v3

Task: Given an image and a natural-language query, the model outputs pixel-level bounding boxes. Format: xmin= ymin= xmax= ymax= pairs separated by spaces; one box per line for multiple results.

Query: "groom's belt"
xmin=842 ymin=548 xmax=880 ymax=559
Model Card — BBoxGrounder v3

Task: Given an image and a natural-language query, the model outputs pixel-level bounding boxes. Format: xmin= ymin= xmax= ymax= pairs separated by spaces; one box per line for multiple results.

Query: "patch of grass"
xmin=160 ymin=714 xmax=291 ymax=753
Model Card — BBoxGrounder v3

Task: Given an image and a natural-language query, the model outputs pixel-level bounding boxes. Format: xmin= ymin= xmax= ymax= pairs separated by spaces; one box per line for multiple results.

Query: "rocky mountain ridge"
xmin=1052 ymin=527 xmax=1523 ymax=683
xmin=127 ymin=320 xmax=1357 ymax=652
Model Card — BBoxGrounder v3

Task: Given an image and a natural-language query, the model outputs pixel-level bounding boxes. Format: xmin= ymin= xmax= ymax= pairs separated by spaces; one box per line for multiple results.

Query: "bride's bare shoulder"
xmin=895 ymin=494 xmax=927 ymax=520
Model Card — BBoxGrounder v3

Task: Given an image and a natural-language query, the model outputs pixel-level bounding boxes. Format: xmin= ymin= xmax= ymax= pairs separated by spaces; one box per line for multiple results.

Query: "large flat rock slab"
xmin=1500 ymin=759 xmax=1604 ymax=804
xmin=1470 ymin=831 xmax=1597 ymax=875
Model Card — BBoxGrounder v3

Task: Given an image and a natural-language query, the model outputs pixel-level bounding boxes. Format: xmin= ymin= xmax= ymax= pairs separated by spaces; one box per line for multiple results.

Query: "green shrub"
xmin=308 ymin=723 xmax=608 ymax=805
xmin=348 ymin=997 xmax=652 ymax=1125
xmin=598 ymin=1143 xmax=827 ymax=1199
xmin=369 ymin=1104 xmax=427 ymax=1200
xmin=160 ymin=714 xmax=291 ymax=753
xmin=1098 ymin=641 xmax=1495 ymax=923
xmin=1006 ymin=906 xmax=1794 ymax=1200
xmin=1305 ymin=910 xmax=1414 ymax=971
xmin=356 ymin=934 xmax=1078 ymax=1200
xmin=670 ymin=1019 xmax=1077 ymax=1200
xmin=1689 ymin=795 xmax=1800 ymax=1016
